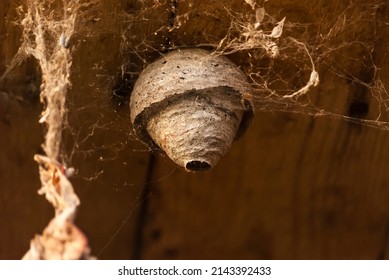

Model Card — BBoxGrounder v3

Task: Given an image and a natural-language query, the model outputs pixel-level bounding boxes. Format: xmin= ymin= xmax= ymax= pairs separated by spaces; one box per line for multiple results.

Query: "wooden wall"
xmin=1 ymin=0 xmax=389 ymax=259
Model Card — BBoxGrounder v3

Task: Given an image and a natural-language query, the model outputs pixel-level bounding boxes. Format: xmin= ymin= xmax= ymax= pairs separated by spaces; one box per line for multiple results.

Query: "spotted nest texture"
xmin=130 ymin=48 xmax=254 ymax=171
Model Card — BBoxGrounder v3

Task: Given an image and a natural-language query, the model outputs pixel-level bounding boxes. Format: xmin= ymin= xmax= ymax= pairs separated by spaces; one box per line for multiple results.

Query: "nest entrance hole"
xmin=185 ymin=160 xmax=211 ymax=171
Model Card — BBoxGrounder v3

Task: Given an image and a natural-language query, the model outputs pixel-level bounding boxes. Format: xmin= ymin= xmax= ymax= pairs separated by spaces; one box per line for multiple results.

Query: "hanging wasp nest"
xmin=130 ymin=49 xmax=254 ymax=171
xmin=2 ymin=0 xmax=389 ymax=259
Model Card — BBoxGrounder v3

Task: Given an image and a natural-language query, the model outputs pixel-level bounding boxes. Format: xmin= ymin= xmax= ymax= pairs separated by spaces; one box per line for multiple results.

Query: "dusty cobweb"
xmin=1 ymin=0 xmax=389 ymax=258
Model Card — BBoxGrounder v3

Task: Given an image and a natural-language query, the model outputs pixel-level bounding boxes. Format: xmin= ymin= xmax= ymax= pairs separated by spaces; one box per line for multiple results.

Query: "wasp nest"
xmin=130 ymin=49 xmax=253 ymax=171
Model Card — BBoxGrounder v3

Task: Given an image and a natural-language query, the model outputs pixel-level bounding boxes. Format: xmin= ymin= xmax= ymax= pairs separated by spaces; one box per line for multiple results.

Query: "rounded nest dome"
xmin=130 ymin=48 xmax=254 ymax=171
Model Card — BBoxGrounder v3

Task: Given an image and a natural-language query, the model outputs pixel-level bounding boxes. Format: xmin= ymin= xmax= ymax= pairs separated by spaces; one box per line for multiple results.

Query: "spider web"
xmin=1 ymin=0 xmax=388 ymax=258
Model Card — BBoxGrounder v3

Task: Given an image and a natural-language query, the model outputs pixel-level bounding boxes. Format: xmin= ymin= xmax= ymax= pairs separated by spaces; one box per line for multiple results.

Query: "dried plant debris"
xmin=13 ymin=0 xmax=94 ymax=259
xmin=0 ymin=0 xmax=387 ymax=259
xmin=23 ymin=216 xmax=92 ymax=260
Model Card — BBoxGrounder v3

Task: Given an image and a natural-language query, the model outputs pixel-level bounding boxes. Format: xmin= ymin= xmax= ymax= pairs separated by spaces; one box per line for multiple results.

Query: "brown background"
xmin=1 ymin=0 xmax=389 ymax=259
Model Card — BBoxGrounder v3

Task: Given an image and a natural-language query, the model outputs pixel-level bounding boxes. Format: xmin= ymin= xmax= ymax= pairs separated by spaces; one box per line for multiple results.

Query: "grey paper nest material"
xmin=130 ymin=49 xmax=254 ymax=171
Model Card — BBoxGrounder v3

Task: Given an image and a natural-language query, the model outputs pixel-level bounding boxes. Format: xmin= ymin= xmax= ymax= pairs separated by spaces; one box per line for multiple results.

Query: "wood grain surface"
xmin=1 ymin=0 xmax=389 ymax=259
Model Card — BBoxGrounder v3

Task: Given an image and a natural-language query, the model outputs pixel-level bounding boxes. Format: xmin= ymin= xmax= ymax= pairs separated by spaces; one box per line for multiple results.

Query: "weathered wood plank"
xmin=0 ymin=0 xmax=52 ymax=260
xmin=139 ymin=0 xmax=389 ymax=259
xmin=0 ymin=0 xmax=158 ymax=259
xmin=2 ymin=0 xmax=389 ymax=260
